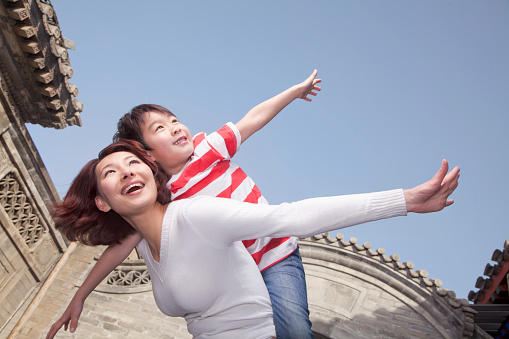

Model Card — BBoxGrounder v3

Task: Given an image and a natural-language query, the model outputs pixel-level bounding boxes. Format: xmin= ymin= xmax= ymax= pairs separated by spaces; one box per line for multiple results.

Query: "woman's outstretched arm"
xmin=181 ymin=160 xmax=460 ymax=246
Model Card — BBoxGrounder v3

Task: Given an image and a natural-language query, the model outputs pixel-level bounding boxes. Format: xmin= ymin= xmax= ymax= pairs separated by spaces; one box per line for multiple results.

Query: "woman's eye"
xmin=104 ymin=169 xmax=114 ymax=177
xmin=129 ymin=159 xmax=140 ymax=166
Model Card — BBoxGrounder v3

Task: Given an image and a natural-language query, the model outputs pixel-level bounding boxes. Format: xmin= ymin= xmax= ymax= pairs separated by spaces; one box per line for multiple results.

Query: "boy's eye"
xmin=155 ymin=125 xmax=164 ymax=131
xmin=171 ymin=119 xmax=178 ymax=124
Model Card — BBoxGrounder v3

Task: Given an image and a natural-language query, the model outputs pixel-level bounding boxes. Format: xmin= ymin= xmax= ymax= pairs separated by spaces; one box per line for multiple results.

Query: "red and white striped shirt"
xmin=168 ymin=122 xmax=298 ymax=271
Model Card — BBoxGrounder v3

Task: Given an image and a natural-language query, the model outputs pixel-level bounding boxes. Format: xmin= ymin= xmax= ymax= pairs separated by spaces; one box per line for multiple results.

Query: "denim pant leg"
xmin=261 ymin=246 xmax=314 ymax=339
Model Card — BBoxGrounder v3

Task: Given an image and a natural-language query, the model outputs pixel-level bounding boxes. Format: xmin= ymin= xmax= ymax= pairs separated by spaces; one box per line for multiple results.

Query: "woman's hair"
xmin=113 ymin=104 xmax=176 ymax=149
xmin=52 ymin=139 xmax=172 ymax=246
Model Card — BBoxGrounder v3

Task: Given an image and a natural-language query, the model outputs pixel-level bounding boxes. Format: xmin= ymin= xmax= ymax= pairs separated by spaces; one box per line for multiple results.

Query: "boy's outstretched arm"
xmin=236 ymin=69 xmax=322 ymax=144
xmin=46 ymin=232 xmax=142 ymax=339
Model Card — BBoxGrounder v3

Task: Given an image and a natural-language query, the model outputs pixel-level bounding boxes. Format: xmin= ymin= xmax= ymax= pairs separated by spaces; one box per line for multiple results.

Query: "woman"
xmin=48 ymin=139 xmax=459 ymax=339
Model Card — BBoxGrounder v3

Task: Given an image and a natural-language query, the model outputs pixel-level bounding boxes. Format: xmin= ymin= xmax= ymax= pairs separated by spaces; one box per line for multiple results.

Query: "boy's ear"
xmin=95 ymin=196 xmax=111 ymax=213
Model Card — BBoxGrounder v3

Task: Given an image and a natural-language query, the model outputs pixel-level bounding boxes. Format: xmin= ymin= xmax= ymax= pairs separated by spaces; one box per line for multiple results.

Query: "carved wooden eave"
xmin=469 ymin=240 xmax=509 ymax=304
xmin=0 ymin=0 xmax=82 ymax=129
xmin=468 ymin=240 xmax=509 ymax=338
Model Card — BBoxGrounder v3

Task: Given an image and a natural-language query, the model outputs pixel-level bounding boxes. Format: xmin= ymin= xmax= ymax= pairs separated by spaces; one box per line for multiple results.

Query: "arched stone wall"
xmin=299 ymin=233 xmax=477 ymax=339
xmin=17 ymin=234 xmax=492 ymax=338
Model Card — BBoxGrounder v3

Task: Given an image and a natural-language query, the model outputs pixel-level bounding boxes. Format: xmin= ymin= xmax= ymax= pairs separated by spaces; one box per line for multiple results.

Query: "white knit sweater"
xmin=137 ymin=189 xmax=407 ymax=338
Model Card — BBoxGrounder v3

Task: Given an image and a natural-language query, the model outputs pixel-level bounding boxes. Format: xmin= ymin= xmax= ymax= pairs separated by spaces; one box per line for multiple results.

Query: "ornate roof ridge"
xmin=2 ymin=0 xmax=82 ymax=128
xmin=299 ymin=232 xmax=478 ymax=337
xmin=299 ymin=232 xmax=472 ymax=309
xmin=468 ymin=239 xmax=509 ymax=303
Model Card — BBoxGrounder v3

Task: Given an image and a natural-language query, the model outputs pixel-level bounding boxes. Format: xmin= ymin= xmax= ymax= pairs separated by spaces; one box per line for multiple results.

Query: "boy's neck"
xmin=164 ymin=156 xmax=191 ymax=176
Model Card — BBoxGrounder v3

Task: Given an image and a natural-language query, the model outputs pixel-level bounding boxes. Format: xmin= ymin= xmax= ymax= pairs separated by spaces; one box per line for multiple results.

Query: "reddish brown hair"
xmin=113 ymin=104 xmax=176 ymax=149
xmin=52 ymin=139 xmax=171 ymax=246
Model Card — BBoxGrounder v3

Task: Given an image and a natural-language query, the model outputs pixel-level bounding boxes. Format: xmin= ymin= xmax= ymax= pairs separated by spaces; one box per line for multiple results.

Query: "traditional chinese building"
xmin=469 ymin=240 xmax=509 ymax=338
xmin=0 ymin=1 xmax=497 ymax=339
xmin=5 ymin=232 xmax=492 ymax=339
xmin=0 ymin=0 xmax=81 ymax=336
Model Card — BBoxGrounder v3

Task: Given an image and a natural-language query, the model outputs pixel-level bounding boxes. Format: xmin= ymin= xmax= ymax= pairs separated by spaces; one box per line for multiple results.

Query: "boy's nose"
xmin=172 ymin=125 xmax=180 ymax=135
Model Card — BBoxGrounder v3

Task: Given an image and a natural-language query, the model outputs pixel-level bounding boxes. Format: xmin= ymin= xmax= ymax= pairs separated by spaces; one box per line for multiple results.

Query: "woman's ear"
xmin=146 ymin=151 xmax=155 ymax=161
xmin=95 ymin=196 xmax=111 ymax=212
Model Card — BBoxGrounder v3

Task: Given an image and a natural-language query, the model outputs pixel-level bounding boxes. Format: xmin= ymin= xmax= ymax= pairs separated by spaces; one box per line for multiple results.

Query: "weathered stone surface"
xmin=0 ymin=0 xmax=81 ymax=334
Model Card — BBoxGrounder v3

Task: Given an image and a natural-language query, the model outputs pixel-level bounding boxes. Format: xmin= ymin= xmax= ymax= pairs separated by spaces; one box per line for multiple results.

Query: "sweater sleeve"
xmin=180 ymin=189 xmax=407 ymax=248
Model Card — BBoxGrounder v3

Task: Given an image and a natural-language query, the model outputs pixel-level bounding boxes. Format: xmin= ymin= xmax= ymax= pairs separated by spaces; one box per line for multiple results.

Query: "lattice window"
xmin=107 ymin=268 xmax=151 ymax=286
xmin=0 ymin=172 xmax=45 ymax=247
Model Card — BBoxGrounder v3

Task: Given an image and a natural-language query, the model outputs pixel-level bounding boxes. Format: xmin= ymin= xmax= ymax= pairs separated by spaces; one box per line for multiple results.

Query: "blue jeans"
xmin=261 ymin=246 xmax=314 ymax=339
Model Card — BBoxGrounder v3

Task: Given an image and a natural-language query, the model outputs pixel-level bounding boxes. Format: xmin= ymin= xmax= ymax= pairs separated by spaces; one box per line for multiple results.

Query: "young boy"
xmin=48 ymin=70 xmax=322 ymax=339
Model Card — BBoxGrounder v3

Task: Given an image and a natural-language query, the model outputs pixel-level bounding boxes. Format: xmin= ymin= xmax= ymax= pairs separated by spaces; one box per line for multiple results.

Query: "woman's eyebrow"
xmin=98 ymin=155 xmax=136 ymax=173
xmin=97 ymin=162 xmax=114 ymax=174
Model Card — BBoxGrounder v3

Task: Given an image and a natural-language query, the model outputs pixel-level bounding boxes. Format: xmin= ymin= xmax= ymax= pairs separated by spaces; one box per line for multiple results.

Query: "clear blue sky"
xmin=28 ymin=1 xmax=509 ymax=300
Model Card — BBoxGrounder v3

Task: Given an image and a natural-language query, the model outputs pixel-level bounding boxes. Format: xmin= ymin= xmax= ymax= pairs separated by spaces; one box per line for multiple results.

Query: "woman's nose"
xmin=122 ymin=170 xmax=134 ymax=179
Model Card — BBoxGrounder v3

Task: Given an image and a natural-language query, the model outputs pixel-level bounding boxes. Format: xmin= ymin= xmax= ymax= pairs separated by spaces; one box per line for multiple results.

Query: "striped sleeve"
xmin=204 ymin=122 xmax=241 ymax=160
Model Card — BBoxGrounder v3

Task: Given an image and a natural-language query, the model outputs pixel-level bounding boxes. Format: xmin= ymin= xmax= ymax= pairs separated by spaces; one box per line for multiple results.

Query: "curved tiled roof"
xmin=303 ymin=232 xmax=452 ymax=289
xmin=299 ymin=232 xmax=476 ymax=337
xmin=1 ymin=0 xmax=82 ymax=129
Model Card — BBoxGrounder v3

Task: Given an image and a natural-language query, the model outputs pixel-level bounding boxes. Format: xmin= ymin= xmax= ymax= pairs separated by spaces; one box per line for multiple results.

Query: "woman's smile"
xmin=121 ymin=181 xmax=145 ymax=195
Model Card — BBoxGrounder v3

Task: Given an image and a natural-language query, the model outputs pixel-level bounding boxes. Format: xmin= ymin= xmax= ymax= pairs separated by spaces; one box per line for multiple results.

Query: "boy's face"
xmin=140 ymin=111 xmax=194 ymax=175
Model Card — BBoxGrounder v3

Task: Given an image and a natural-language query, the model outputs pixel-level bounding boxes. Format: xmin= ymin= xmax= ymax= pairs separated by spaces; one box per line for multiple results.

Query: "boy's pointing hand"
xmin=298 ymin=69 xmax=322 ymax=102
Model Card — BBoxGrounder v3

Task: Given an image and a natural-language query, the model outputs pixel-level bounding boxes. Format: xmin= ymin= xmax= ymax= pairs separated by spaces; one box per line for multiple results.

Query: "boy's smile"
xmin=173 ymin=136 xmax=188 ymax=145
xmin=140 ymin=111 xmax=194 ymax=175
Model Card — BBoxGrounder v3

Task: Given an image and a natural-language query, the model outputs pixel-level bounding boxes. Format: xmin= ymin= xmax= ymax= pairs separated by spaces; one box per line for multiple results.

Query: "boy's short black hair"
xmin=113 ymin=104 xmax=176 ymax=150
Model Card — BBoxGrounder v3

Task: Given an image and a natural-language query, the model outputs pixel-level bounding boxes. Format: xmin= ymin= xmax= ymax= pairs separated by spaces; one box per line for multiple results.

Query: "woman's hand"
xmin=404 ymin=159 xmax=460 ymax=213
xmin=46 ymin=297 xmax=84 ymax=339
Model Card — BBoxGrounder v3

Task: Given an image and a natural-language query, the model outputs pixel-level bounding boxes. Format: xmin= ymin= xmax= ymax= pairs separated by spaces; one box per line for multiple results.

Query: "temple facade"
xmin=0 ymin=0 xmax=81 ymax=336
xmin=4 ymin=233 xmax=490 ymax=339
xmin=0 ymin=1 xmax=497 ymax=339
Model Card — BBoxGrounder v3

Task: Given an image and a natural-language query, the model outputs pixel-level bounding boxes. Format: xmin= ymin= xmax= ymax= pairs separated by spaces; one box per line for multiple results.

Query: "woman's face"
xmin=94 ymin=151 xmax=158 ymax=217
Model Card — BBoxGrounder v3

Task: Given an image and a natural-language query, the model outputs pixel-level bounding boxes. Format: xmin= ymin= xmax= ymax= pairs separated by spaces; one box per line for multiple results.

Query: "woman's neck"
xmin=124 ymin=202 xmax=168 ymax=262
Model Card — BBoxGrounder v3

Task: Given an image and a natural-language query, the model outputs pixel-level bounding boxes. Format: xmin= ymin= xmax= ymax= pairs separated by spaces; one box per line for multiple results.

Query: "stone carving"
xmin=93 ymin=254 xmax=152 ymax=293
xmin=0 ymin=172 xmax=45 ymax=246
xmin=107 ymin=267 xmax=151 ymax=286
